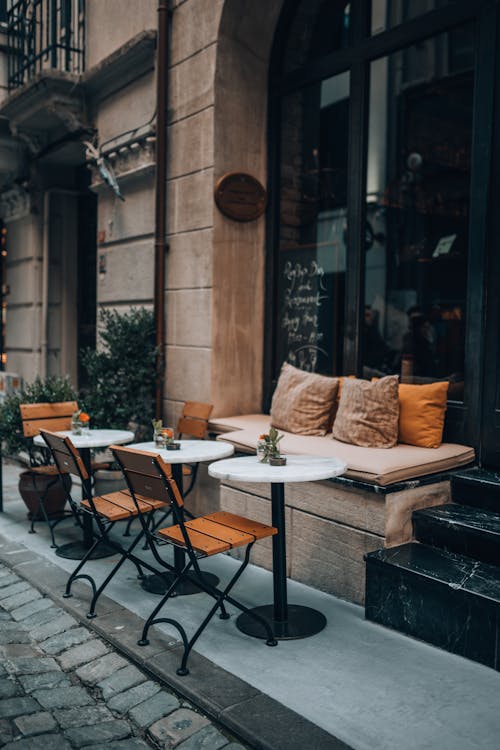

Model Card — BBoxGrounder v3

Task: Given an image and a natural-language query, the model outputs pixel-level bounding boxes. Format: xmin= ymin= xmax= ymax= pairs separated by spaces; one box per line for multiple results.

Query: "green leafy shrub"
xmin=0 ymin=375 xmax=77 ymax=457
xmin=80 ymin=307 xmax=157 ymax=435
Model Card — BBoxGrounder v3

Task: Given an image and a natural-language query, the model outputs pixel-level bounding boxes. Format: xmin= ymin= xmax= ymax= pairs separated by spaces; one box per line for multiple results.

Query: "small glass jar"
xmin=257 ymin=439 xmax=269 ymax=463
xmin=71 ymin=417 xmax=82 ymax=436
xmin=154 ymin=428 xmax=165 ymax=448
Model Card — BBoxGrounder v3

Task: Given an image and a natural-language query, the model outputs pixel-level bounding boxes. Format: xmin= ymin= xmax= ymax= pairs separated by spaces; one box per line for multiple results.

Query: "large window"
xmin=268 ymin=0 xmax=491 ymax=442
xmin=363 ymin=26 xmax=474 ymax=402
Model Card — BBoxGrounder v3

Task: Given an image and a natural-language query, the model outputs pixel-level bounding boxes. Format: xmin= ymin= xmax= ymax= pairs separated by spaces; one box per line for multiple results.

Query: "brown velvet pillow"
xmin=332 ymin=375 xmax=399 ymax=448
xmin=270 ymin=363 xmax=339 ymax=436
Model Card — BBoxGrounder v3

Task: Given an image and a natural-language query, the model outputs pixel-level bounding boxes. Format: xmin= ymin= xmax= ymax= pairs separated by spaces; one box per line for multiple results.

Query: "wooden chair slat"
xmin=102 ymin=490 xmax=167 ymax=515
xmin=40 ymin=431 xmax=89 ymax=480
xmin=20 ymin=401 xmax=78 ymax=420
xmin=182 ymin=401 xmax=214 ymax=420
xmin=23 ymin=416 xmax=73 ymax=437
xmin=204 ymin=511 xmax=277 ymax=541
xmin=177 ymin=417 xmax=207 ymax=439
xmin=185 ymin=517 xmax=254 ymax=547
xmin=81 ymin=496 xmax=135 ymax=521
xmin=157 ymin=524 xmax=230 ymax=555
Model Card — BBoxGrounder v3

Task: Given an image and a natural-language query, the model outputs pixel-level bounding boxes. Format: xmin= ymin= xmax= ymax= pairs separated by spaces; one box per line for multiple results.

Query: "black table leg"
xmin=56 ymin=447 xmax=115 ymax=561
xmin=140 ymin=462 xmax=219 ymax=595
xmin=236 ymin=482 xmax=327 ymax=640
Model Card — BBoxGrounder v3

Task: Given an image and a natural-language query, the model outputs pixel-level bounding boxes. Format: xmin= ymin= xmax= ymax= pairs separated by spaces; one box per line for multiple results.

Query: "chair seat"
xmin=182 ymin=465 xmax=193 ymax=476
xmin=82 ymin=490 xmax=167 ymax=521
xmin=29 ymin=465 xmax=67 ymax=476
xmin=90 ymin=460 xmax=111 ymax=472
xmin=157 ymin=510 xmax=277 ymax=556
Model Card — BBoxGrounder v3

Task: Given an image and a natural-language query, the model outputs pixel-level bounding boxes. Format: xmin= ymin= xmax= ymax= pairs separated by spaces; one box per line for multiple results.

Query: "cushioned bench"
xmin=209 ymin=414 xmax=475 ymax=486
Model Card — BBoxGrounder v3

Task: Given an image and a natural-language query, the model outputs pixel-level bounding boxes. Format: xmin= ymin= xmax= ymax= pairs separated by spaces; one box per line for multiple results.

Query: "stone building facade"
xmin=0 ymin=0 xmax=282 ymax=428
xmin=1 ymin=1 xmax=499 ymax=607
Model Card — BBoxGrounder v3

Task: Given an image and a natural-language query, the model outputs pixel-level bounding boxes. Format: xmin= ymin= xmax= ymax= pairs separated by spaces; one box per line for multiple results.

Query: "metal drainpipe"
xmin=154 ymin=0 xmax=169 ymax=419
xmin=40 ymin=190 xmax=50 ymax=379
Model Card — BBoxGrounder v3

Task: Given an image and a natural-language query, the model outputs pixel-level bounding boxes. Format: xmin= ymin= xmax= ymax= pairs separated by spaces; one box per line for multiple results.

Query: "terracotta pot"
xmin=18 ymin=470 xmax=71 ymax=521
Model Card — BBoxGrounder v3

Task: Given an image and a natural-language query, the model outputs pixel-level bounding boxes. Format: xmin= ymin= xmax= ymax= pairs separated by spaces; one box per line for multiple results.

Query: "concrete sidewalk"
xmin=0 ymin=460 xmax=499 ymax=750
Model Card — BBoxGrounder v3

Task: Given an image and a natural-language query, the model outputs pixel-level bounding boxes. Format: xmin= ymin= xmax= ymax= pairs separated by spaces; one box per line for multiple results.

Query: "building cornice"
xmin=83 ymin=30 xmax=157 ymax=103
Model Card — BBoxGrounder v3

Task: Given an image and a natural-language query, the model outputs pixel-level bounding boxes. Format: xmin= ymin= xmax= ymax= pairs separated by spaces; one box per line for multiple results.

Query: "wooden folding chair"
xmin=20 ymin=401 xmax=79 ymax=546
xmin=177 ymin=401 xmax=214 ymax=498
xmin=112 ymin=444 xmax=278 ymax=676
xmin=40 ymin=430 xmax=169 ymax=618
xmin=123 ymin=401 xmax=214 ymax=540
xmin=20 ymin=401 xmax=112 ymax=546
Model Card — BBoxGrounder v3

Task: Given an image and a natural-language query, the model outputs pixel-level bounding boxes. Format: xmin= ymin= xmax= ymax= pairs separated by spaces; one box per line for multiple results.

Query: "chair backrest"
xmin=39 ymin=429 xmax=89 ymax=481
xmin=177 ymin=401 xmax=213 ymax=439
xmin=110 ymin=445 xmax=184 ymax=512
xmin=20 ymin=401 xmax=79 ymax=438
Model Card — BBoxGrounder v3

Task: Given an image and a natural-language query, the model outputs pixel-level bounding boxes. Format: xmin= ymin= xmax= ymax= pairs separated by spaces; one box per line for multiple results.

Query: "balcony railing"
xmin=7 ymin=0 xmax=85 ymax=91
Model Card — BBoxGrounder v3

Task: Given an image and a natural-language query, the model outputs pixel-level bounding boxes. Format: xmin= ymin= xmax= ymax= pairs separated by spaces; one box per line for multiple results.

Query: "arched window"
xmin=266 ymin=0 xmax=491 ymax=444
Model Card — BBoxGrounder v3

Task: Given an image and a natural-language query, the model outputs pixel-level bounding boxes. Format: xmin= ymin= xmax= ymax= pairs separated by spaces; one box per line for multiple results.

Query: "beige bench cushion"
xmin=209 ymin=414 xmax=475 ymax=486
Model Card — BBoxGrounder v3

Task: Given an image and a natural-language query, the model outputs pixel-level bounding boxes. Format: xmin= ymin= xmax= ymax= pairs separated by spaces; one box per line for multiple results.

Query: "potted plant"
xmin=0 ymin=375 xmax=77 ymax=518
xmin=79 ymin=307 xmax=157 ymax=493
xmin=256 ymin=427 xmax=286 ymax=465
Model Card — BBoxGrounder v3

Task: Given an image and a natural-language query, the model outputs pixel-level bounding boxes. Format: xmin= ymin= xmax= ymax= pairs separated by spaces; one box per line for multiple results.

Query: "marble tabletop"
xmin=128 ymin=439 xmax=234 ymax=464
xmin=209 ymin=454 xmax=346 ymax=483
xmin=34 ymin=428 xmax=135 ymax=450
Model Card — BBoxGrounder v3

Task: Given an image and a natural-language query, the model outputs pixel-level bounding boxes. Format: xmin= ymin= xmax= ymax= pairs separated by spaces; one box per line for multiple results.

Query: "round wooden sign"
xmin=214 ymin=172 xmax=267 ymax=222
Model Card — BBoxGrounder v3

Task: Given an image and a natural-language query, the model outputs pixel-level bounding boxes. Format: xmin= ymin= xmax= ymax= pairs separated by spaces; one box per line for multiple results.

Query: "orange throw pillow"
xmin=398 ymin=382 xmax=449 ymax=448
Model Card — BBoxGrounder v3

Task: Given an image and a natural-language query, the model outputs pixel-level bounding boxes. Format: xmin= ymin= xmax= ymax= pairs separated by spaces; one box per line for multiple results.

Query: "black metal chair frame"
xmin=112 ymin=445 xmax=277 ymax=676
xmin=24 ymin=439 xmax=79 ymax=548
xmin=40 ymin=430 xmax=172 ymax=619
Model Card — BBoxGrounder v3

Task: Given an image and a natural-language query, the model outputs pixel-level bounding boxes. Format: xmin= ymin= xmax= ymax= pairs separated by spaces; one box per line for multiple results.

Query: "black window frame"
xmin=265 ymin=0 xmax=498 ymax=448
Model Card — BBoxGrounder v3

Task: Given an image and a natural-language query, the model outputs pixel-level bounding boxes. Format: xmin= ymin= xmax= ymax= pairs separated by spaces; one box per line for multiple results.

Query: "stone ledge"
xmin=83 ymin=30 xmax=157 ymax=103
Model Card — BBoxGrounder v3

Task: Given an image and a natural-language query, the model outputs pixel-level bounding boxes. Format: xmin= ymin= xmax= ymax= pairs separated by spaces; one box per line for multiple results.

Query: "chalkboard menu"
xmin=277 ymin=252 xmax=336 ymax=374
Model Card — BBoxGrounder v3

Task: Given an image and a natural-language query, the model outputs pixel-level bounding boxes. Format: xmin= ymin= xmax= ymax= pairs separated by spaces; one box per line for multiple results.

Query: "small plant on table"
xmin=257 ymin=427 xmax=286 ymax=465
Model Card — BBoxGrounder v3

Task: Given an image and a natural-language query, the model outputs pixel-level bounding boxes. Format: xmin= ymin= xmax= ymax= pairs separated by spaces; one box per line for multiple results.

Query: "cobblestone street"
xmin=0 ymin=563 xmax=246 ymax=750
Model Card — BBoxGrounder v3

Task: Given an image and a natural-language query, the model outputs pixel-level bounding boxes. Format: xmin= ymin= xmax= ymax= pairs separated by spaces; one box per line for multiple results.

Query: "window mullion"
xmin=343 ymin=59 xmax=369 ymax=376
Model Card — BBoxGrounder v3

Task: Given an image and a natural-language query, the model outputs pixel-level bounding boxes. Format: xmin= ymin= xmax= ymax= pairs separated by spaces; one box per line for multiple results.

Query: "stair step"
xmin=365 ymin=542 xmax=500 ymax=670
xmin=451 ymin=467 xmax=500 ymax=511
xmin=413 ymin=503 xmax=500 ymax=566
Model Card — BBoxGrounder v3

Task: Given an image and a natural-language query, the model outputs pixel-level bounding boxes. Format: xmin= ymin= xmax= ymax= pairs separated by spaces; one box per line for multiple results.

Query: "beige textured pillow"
xmin=270 ymin=363 xmax=339 ymax=436
xmin=332 ymin=376 xmax=399 ymax=448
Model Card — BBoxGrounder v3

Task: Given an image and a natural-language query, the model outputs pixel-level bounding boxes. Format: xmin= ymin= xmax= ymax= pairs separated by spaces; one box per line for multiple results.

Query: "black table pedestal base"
xmin=56 ymin=541 xmax=116 ymax=560
xmin=236 ymin=603 xmax=327 ymax=640
xmin=140 ymin=571 xmax=220 ymax=596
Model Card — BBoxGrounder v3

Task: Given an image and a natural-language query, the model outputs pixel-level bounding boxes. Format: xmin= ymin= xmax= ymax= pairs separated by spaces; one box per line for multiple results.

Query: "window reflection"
xmin=371 ymin=0 xmax=457 ymax=35
xmin=363 ymin=25 xmax=474 ymax=400
xmin=277 ymin=73 xmax=350 ymax=374
xmin=283 ymin=0 xmax=351 ymax=73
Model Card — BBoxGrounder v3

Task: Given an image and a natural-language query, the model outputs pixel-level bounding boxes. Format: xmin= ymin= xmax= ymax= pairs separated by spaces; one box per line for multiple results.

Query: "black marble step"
xmin=413 ymin=503 xmax=500 ymax=567
xmin=451 ymin=467 xmax=500 ymax=512
xmin=365 ymin=542 xmax=500 ymax=670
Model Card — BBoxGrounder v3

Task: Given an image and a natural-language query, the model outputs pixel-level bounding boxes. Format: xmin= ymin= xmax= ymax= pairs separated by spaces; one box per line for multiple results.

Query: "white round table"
xmin=35 ymin=429 xmax=134 ymax=560
xmin=209 ymin=454 xmax=346 ymax=640
xmin=128 ymin=440 xmax=234 ymax=595
xmin=35 ymin=429 xmax=135 ymax=452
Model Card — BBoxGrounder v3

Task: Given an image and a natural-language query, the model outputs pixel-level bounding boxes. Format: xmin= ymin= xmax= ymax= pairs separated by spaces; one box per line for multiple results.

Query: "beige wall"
xmin=164 ymin=0 xmax=285 ymax=424
xmin=2 ymin=0 xmax=288 ymax=420
xmin=85 ymin=0 xmax=157 ymax=69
